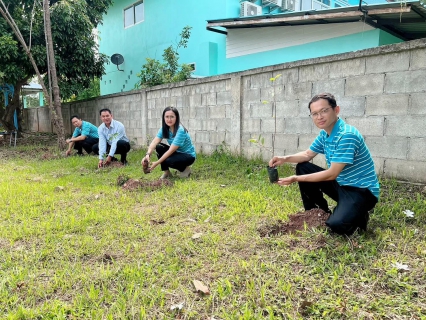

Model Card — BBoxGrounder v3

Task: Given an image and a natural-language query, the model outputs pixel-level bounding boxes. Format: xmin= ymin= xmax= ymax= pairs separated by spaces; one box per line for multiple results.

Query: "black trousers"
xmin=74 ymin=137 xmax=99 ymax=155
xmin=296 ymin=162 xmax=378 ymax=235
xmin=156 ymin=143 xmax=195 ymax=172
xmin=92 ymin=140 xmax=131 ymax=163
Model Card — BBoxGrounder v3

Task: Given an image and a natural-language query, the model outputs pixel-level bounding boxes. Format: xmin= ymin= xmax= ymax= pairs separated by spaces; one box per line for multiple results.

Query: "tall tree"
xmin=0 ymin=0 xmax=112 ymax=147
xmin=43 ymin=0 xmax=65 ymax=148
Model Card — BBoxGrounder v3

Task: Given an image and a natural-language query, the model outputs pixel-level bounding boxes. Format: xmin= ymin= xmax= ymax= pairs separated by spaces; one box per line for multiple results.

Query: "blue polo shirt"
xmin=310 ymin=118 xmax=380 ymax=199
xmin=72 ymin=121 xmax=99 ymax=139
xmin=157 ymin=125 xmax=196 ymax=158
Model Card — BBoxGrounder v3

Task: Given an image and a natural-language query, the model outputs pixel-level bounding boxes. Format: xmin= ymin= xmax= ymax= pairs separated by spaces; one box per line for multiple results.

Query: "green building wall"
xmin=98 ymin=0 xmax=402 ymax=96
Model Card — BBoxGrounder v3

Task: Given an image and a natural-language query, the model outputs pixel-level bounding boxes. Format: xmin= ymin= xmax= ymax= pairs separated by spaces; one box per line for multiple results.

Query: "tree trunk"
xmin=1 ymin=80 xmax=26 ymax=134
xmin=43 ymin=0 xmax=66 ymax=149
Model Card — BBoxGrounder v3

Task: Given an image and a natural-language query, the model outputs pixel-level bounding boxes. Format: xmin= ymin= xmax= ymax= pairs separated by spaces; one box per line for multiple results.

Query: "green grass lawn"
xmin=0 ymin=144 xmax=425 ymax=319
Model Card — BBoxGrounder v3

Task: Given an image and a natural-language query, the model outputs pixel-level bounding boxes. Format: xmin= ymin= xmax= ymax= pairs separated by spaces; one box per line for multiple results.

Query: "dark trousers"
xmin=296 ymin=162 xmax=378 ymax=235
xmin=74 ymin=137 xmax=99 ymax=155
xmin=92 ymin=140 xmax=131 ymax=163
xmin=156 ymin=143 xmax=195 ymax=172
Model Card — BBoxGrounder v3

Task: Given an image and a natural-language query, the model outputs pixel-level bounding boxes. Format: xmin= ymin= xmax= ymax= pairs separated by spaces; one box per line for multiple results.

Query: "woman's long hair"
xmin=161 ymin=107 xmax=187 ymax=139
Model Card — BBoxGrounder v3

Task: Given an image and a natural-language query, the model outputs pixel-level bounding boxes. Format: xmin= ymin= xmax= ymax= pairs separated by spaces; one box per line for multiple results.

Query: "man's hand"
xmin=98 ymin=160 xmax=104 ymax=168
xmin=269 ymin=156 xmax=285 ymax=168
xmin=104 ymin=156 xmax=112 ymax=166
xmin=277 ymin=175 xmax=297 ymax=186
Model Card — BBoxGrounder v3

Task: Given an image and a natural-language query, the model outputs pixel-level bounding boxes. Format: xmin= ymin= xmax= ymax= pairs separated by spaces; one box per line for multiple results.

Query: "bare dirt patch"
xmin=105 ymin=161 xmax=125 ymax=168
xmin=121 ymin=178 xmax=173 ymax=191
xmin=0 ymin=132 xmax=57 ymax=147
xmin=258 ymin=208 xmax=329 ymax=237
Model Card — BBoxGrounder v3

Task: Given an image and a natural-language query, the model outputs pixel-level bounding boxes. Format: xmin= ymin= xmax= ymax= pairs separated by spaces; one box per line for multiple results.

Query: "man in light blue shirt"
xmin=92 ymin=108 xmax=130 ymax=167
xmin=269 ymin=93 xmax=379 ymax=235
xmin=65 ymin=115 xmax=99 ymax=156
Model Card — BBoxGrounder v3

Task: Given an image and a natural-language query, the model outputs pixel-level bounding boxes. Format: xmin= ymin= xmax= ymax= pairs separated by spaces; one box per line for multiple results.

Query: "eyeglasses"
xmin=309 ymin=107 xmax=332 ymax=119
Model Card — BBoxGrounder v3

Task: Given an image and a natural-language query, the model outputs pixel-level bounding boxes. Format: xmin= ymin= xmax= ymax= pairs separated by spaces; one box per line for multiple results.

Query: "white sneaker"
xmin=179 ymin=166 xmax=191 ymax=178
xmin=160 ymin=171 xmax=171 ymax=179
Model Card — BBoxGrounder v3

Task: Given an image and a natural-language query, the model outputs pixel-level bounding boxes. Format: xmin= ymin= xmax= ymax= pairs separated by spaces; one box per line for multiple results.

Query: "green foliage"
xmin=0 ymin=0 xmax=112 ymax=100
xmin=135 ymin=26 xmax=193 ymax=88
xmin=67 ymin=78 xmax=100 ymax=102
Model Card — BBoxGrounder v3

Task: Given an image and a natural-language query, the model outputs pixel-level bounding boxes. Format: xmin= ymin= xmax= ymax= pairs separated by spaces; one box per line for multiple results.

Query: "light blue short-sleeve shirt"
xmin=156 ymin=125 xmax=196 ymax=158
xmin=72 ymin=121 xmax=99 ymax=139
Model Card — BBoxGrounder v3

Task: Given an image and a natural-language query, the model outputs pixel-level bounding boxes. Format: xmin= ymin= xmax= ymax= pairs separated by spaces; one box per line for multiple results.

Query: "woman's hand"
xmin=141 ymin=154 xmax=150 ymax=165
xmin=150 ymin=161 xmax=159 ymax=172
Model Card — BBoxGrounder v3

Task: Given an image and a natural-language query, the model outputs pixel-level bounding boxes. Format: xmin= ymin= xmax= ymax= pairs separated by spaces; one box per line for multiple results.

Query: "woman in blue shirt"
xmin=142 ymin=107 xmax=196 ymax=179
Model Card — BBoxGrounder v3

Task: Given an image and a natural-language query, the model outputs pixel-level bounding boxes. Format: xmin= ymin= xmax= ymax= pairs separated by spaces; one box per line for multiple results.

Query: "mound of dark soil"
xmin=258 ymin=208 xmax=329 ymax=237
xmin=122 ymin=178 xmax=173 ymax=191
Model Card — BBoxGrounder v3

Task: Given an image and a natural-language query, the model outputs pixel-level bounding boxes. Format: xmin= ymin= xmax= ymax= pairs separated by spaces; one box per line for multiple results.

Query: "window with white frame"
xmin=124 ymin=1 xmax=144 ymax=28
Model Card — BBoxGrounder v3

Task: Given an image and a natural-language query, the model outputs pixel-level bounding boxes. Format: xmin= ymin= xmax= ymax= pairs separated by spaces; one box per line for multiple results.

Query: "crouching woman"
xmin=142 ymin=107 xmax=196 ymax=179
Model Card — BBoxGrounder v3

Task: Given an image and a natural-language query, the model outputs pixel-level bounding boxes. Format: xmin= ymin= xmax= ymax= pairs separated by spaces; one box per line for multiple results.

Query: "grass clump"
xmin=0 ymin=143 xmax=425 ymax=319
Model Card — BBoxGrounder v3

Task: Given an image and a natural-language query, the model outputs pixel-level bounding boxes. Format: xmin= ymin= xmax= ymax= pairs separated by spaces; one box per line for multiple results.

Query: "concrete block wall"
xmin=24 ymin=38 xmax=426 ymax=183
xmin=145 ymin=79 xmax=233 ymax=155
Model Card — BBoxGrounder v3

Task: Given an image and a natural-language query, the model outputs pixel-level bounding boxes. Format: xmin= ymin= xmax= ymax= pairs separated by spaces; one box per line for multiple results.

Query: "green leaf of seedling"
xmin=262 ymin=100 xmax=269 ymax=104
xmin=270 ymin=74 xmax=282 ymax=82
xmin=248 ymin=139 xmax=258 ymax=143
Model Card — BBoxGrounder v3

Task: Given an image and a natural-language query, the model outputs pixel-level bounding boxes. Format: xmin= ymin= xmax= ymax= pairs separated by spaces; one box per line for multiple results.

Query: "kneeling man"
xmin=65 ymin=115 xmax=99 ymax=156
xmin=269 ymin=93 xmax=379 ymax=235
xmin=93 ymin=108 xmax=131 ymax=167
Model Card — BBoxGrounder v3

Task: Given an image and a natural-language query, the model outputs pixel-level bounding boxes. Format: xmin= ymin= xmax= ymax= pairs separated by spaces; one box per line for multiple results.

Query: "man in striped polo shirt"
xmin=269 ymin=93 xmax=379 ymax=235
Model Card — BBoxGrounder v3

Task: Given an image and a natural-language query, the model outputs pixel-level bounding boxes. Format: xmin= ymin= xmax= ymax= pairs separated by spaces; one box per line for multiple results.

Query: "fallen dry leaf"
xmin=150 ymin=219 xmax=165 ymax=225
xmin=300 ymin=300 xmax=313 ymax=310
xmin=192 ymin=280 xmax=210 ymax=295
xmin=191 ymin=233 xmax=203 ymax=239
xmin=170 ymin=302 xmax=184 ymax=311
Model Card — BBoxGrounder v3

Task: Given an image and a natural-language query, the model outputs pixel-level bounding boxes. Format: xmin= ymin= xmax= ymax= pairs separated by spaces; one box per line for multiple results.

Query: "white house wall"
xmin=226 ymin=22 xmax=375 ymax=58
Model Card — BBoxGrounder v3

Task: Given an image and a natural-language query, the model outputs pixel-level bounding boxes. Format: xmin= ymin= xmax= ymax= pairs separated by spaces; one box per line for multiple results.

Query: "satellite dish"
xmin=111 ymin=53 xmax=124 ymax=71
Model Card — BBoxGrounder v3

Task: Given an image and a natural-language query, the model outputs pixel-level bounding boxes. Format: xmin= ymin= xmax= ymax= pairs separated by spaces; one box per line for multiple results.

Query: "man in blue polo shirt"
xmin=65 ymin=115 xmax=99 ymax=156
xmin=269 ymin=93 xmax=379 ymax=235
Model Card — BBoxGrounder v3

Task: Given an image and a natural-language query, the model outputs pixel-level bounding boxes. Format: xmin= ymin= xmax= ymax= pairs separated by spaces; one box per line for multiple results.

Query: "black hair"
xmin=161 ymin=106 xmax=187 ymax=139
xmin=99 ymin=108 xmax=112 ymax=115
xmin=70 ymin=115 xmax=81 ymax=121
xmin=308 ymin=93 xmax=337 ymax=111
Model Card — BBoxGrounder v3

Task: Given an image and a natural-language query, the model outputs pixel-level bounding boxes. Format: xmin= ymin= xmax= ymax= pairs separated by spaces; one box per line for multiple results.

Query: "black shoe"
xmin=359 ymin=213 xmax=369 ymax=231
xmin=121 ymin=160 xmax=128 ymax=166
